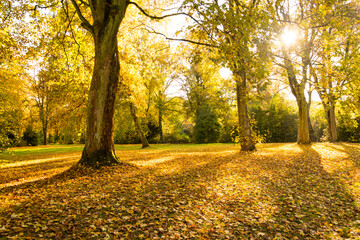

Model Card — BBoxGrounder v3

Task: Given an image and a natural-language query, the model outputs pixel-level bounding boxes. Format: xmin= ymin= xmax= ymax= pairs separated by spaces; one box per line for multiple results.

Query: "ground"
xmin=0 ymin=143 xmax=360 ymax=239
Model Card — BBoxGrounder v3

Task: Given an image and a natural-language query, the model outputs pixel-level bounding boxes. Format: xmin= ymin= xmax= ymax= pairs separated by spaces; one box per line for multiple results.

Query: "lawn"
xmin=1 ymin=143 xmax=360 ymax=239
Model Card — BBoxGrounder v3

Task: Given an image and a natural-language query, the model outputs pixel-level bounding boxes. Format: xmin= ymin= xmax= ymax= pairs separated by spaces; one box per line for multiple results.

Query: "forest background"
xmin=1 ymin=0 xmax=360 ymax=151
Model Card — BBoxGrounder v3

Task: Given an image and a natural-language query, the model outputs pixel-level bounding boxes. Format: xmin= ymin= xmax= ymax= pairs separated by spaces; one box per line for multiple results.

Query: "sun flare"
xmin=281 ymin=28 xmax=298 ymax=46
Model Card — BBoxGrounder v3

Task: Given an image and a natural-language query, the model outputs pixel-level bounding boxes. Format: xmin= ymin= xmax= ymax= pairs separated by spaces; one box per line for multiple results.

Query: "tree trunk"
xmin=308 ymin=116 xmax=316 ymax=142
xmin=297 ymin=95 xmax=311 ymax=144
xmin=78 ymin=39 xmax=121 ymax=167
xmin=42 ymin=124 xmax=48 ymax=145
xmin=158 ymin=91 xmax=164 ymax=143
xmin=283 ymin=51 xmax=311 ymax=144
xmin=159 ymin=109 xmax=164 ymax=143
xmin=129 ymin=102 xmax=149 ymax=148
xmin=325 ymin=104 xmax=337 ymax=142
xmin=307 ymin=101 xmax=316 ymax=142
xmin=39 ymin=98 xmax=48 ymax=145
xmin=235 ymin=71 xmax=255 ymax=151
xmin=74 ymin=1 xmax=128 ymax=168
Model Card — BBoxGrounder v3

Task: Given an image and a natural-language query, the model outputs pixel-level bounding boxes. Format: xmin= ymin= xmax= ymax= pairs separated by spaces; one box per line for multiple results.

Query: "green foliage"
xmin=338 ymin=116 xmax=360 ymax=142
xmin=194 ymin=105 xmax=221 ymax=143
xmin=250 ymin=96 xmax=298 ymax=143
xmin=22 ymin=126 xmax=39 ymax=146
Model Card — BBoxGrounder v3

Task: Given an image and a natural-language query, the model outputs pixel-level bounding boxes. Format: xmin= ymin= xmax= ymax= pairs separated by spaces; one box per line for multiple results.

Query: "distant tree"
xmin=23 ymin=126 xmax=39 ymax=146
xmin=194 ymin=105 xmax=221 ymax=143
xmin=250 ymin=96 xmax=298 ymax=143
xmin=129 ymin=102 xmax=150 ymax=148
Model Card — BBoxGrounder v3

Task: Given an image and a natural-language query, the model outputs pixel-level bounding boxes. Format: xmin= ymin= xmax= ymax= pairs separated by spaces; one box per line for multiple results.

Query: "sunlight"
xmin=130 ymin=156 xmax=175 ymax=167
xmin=219 ymin=67 xmax=232 ymax=79
xmin=281 ymin=28 xmax=298 ymax=46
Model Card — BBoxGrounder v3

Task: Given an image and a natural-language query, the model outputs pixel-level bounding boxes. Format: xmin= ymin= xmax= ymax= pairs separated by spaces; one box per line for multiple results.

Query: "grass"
xmin=0 ymin=142 xmax=360 ymax=239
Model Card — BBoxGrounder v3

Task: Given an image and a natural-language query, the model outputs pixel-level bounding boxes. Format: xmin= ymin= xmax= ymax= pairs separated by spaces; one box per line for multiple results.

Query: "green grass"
xmin=0 ymin=143 xmax=238 ymax=161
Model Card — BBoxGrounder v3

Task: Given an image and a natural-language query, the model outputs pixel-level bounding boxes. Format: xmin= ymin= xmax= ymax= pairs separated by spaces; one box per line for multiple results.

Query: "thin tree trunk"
xmin=42 ymin=124 xmax=48 ymax=145
xmin=235 ymin=71 xmax=255 ymax=151
xmin=159 ymin=108 xmax=164 ymax=143
xmin=129 ymin=102 xmax=149 ymax=148
xmin=323 ymin=103 xmax=338 ymax=142
xmin=158 ymin=90 xmax=164 ymax=143
xmin=39 ymin=98 xmax=48 ymax=145
xmin=307 ymin=100 xmax=316 ymax=142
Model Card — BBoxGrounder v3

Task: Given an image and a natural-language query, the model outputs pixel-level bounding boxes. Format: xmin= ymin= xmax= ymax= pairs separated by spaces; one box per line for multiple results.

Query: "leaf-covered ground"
xmin=1 ymin=143 xmax=360 ymax=239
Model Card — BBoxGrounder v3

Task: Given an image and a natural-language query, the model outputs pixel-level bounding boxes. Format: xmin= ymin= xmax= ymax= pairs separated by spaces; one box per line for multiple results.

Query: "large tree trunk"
xmin=235 ymin=71 xmax=256 ymax=151
xmin=129 ymin=102 xmax=149 ymax=148
xmin=284 ymin=51 xmax=311 ymax=144
xmin=78 ymin=41 xmax=121 ymax=167
xmin=75 ymin=1 xmax=128 ymax=167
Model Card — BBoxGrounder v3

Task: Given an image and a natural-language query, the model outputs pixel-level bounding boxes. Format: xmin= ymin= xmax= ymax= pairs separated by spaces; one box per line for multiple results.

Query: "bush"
xmin=22 ymin=126 xmax=39 ymax=146
xmin=250 ymin=97 xmax=298 ymax=143
xmin=338 ymin=116 xmax=360 ymax=142
xmin=194 ymin=105 xmax=221 ymax=143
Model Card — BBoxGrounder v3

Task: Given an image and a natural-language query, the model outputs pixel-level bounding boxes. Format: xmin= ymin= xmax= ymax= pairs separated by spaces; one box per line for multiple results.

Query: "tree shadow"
xmin=242 ymin=144 xmax=360 ymax=239
xmin=331 ymin=142 xmax=360 ymax=167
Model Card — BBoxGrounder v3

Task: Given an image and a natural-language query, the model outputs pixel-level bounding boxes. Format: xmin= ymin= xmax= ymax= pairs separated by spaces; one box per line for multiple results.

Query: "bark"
xmin=308 ymin=116 xmax=316 ymax=142
xmin=321 ymin=100 xmax=337 ymax=142
xmin=327 ymin=104 xmax=337 ymax=142
xmin=307 ymin=99 xmax=316 ymax=142
xmin=159 ymin=108 xmax=164 ymax=143
xmin=129 ymin=102 xmax=149 ymax=148
xmin=77 ymin=1 xmax=128 ymax=167
xmin=235 ymin=71 xmax=256 ymax=151
xmin=310 ymin=63 xmax=338 ymax=142
xmin=38 ymin=96 xmax=48 ymax=145
xmin=158 ymin=91 xmax=164 ymax=143
xmin=283 ymin=51 xmax=311 ymax=144
xmin=297 ymin=95 xmax=311 ymax=144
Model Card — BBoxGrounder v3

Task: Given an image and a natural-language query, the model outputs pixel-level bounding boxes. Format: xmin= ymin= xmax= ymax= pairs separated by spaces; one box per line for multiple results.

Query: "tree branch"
xmin=70 ymin=0 xmax=94 ymax=35
xmin=144 ymin=27 xmax=218 ymax=48
xmin=127 ymin=1 xmax=184 ymax=20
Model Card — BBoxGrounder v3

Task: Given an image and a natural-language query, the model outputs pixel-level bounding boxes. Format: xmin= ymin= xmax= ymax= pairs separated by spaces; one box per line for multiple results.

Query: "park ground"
xmin=0 ymin=143 xmax=360 ymax=239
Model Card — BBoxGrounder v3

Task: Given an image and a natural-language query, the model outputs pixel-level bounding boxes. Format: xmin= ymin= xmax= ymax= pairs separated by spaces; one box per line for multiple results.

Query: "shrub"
xmin=22 ymin=126 xmax=39 ymax=146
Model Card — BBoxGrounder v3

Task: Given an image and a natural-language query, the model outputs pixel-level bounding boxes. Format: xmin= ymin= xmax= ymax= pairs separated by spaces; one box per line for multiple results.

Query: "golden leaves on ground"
xmin=1 ymin=143 xmax=360 ymax=239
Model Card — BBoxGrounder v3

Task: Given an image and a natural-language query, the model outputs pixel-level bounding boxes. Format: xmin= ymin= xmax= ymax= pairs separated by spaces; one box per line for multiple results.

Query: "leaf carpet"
xmin=0 ymin=143 xmax=360 ymax=239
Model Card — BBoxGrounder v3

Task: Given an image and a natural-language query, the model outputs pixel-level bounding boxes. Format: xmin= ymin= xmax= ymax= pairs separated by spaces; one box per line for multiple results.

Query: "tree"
xmin=308 ymin=0 xmax=360 ymax=142
xmin=129 ymin=102 xmax=150 ymax=148
xmin=194 ymin=104 xmax=221 ymax=143
xmin=274 ymin=0 xmax=321 ymax=144
xmin=0 ymin=3 xmax=29 ymax=149
xmin=180 ymin=0 xmax=272 ymax=151
xmin=64 ymin=0 xmax=186 ymax=167
xmin=250 ymin=95 xmax=298 ymax=143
